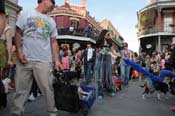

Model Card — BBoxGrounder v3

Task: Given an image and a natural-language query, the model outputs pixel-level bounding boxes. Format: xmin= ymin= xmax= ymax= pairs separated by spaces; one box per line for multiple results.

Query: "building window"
xmin=161 ymin=44 xmax=169 ymax=53
xmin=71 ymin=20 xmax=79 ymax=29
xmin=164 ymin=13 xmax=173 ymax=33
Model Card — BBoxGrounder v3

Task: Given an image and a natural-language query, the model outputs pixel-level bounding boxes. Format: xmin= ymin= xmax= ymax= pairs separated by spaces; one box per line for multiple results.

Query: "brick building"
xmin=49 ymin=0 xmax=102 ymax=48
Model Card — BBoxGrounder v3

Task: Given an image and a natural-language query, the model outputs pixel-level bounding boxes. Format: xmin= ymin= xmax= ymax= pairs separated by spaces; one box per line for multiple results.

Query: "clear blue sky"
xmin=18 ymin=0 xmax=147 ymax=52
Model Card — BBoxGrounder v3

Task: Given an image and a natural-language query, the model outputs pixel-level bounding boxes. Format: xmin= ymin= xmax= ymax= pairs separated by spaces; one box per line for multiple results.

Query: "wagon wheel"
xmin=82 ymin=105 xmax=89 ymax=116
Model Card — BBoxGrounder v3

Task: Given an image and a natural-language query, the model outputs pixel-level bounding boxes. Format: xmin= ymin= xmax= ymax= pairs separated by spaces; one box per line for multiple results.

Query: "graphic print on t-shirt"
xmin=26 ymin=16 xmax=51 ymax=40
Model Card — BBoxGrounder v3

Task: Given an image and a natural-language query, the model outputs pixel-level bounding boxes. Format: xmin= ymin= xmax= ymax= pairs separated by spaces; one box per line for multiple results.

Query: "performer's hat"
xmin=171 ymin=37 xmax=175 ymax=45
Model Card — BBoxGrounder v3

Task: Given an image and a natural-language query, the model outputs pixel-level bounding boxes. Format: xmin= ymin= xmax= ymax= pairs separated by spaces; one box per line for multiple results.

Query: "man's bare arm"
xmin=15 ymin=26 xmax=27 ymax=64
xmin=5 ymin=27 xmax=13 ymax=66
xmin=51 ymin=38 xmax=62 ymax=69
xmin=0 ymin=13 xmax=6 ymax=36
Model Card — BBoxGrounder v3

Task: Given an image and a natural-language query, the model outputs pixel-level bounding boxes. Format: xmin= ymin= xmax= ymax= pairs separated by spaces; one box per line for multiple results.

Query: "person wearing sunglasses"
xmin=11 ymin=0 xmax=61 ymax=116
xmin=94 ymin=29 xmax=121 ymax=100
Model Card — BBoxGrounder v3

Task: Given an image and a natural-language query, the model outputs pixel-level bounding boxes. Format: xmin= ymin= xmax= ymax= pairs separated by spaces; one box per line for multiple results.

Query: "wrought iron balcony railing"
xmin=57 ymin=27 xmax=98 ymax=40
xmin=137 ymin=24 xmax=175 ymax=37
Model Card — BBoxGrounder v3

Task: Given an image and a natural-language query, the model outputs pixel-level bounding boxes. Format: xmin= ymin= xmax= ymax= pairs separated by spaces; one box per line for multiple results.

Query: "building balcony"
xmin=57 ymin=27 xmax=98 ymax=41
xmin=138 ymin=0 xmax=175 ymax=14
xmin=137 ymin=24 xmax=175 ymax=38
xmin=137 ymin=1 xmax=175 ymax=39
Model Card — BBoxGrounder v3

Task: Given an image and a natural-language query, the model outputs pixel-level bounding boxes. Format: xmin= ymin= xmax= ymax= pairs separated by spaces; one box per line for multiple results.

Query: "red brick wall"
xmin=155 ymin=16 xmax=164 ymax=32
xmin=55 ymin=15 xmax=90 ymax=29
xmin=55 ymin=16 xmax=70 ymax=28
xmin=56 ymin=16 xmax=64 ymax=27
xmin=79 ymin=18 xmax=87 ymax=28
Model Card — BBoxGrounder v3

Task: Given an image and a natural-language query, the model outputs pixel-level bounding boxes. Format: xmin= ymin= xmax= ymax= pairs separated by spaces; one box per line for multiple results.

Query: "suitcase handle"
xmin=52 ymin=69 xmax=71 ymax=85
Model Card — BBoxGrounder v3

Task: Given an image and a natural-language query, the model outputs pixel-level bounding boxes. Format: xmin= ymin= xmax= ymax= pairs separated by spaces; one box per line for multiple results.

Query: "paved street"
xmin=0 ymin=79 xmax=175 ymax=116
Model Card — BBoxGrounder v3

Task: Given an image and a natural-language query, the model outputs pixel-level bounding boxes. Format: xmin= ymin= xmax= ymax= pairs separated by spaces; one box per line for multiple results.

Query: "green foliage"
xmin=0 ymin=39 xmax=8 ymax=68
xmin=140 ymin=15 xmax=150 ymax=25
xmin=135 ymin=24 xmax=138 ymax=28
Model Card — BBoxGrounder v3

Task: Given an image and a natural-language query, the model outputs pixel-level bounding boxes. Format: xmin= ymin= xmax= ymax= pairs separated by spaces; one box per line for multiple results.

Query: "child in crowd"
xmin=61 ymin=49 xmax=71 ymax=70
xmin=160 ymin=53 xmax=165 ymax=70
xmin=130 ymin=52 xmax=142 ymax=81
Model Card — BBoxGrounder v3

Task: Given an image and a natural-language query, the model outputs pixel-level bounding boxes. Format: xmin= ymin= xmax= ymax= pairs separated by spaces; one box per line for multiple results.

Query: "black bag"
xmin=52 ymin=70 xmax=80 ymax=113
xmin=0 ymin=79 xmax=7 ymax=108
xmin=168 ymin=48 xmax=175 ymax=69
xmin=115 ymin=57 xmax=121 ymax=65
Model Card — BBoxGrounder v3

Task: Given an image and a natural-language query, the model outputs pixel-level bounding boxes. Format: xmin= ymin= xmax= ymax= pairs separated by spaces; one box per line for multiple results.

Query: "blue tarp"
xmin=124 ymin=59 xmax=166 ymax=83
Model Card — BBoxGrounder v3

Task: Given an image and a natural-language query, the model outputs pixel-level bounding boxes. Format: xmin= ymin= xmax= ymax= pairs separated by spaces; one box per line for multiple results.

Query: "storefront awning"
xmin=56 ymin=35 xmax=96 ymax=44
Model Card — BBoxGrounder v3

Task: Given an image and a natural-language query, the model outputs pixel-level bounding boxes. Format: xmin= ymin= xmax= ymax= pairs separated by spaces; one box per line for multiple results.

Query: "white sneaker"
xmin=53 ymin=107 xmax=58 ymax=112
xmin=6 ymin=78 xmax=11 ymax=83
xmin=142 ymin=94 xmax=146 ymax=100
xmin=2 ymin=79 xmax=9 ymax=93
xmin=49 ymin=112 xmax=57 ymax=116
xmin=37 ymin=92 xmax=42 ymax=97
xmin=28 ymin=94 xmax=37 ymax=102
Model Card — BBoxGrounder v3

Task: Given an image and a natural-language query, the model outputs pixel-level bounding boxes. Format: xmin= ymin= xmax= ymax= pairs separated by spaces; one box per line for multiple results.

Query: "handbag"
xmin=0 ymin=79 xmax=7 ymax=108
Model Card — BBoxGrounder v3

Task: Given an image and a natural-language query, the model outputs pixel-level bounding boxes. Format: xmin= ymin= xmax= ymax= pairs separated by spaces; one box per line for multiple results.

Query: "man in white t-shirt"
xmin=11 ymin=0 xmax=62 ymax=116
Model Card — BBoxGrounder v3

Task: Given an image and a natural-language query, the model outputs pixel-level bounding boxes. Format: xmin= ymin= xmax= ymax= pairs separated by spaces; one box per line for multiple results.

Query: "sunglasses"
xmin=106 ymin=33 xmax=110 ymax=36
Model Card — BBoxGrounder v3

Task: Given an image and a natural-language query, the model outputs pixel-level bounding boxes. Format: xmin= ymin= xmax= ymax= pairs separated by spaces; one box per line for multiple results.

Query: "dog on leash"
xmin=0 ymin=79 xmax=8 ymax=108
xmin=140 ymin=78 xmax=169 ymax=100
xmin=112 ymin=76 xmax=123 ymax=91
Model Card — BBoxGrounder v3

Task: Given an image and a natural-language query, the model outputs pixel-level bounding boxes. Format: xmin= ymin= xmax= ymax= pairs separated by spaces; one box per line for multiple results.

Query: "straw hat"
xmin=171 ymin=37 xmax=175 ymax=45
xmin=73 ymin=43 xmax=80 ymax=49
